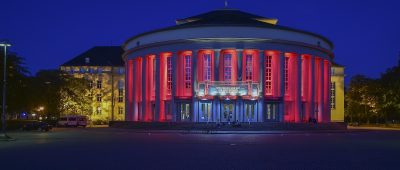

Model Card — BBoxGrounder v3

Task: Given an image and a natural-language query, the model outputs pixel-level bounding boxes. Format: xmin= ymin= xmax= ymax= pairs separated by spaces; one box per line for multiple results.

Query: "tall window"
xmin=224 ymin=54 xmax=232 ymax=81
xmin=203 ymin=54 xmax=211 ymax=81
xmin=245 ymin=55 xmax=253 ymax=80
xmin=96 ymin=107 xmax=102 ymax=115
xmin=88 ymin=80 xmax=93 ymax=88
xmin=118 ymin=107 xmax=124 ymax=115
xmin=331 ymin=82 xmax=336 ymax=109
xmin=118 ymin=88 xmax=124 ymax=103
xmin=167 ymin=57 xmax=172 ymax=94
xmin=118 ymin=80 xmax=124 ymax=89
xmin=184 ymin=55 xmax=191 ymax=89
xmin=284 ymin=57 xmax=289 ymax=94
xmin=97 ymin=80 xmax=102 ymax=89
xmin=265 ymin=56 xmax=272 ymax=95
xmin=96 ymin=94 xmax=102 ymax=102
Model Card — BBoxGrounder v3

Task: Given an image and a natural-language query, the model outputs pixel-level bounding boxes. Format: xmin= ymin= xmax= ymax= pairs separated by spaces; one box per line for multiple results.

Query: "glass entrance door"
xmin=244 ymin=103 xmax=256 ymax=122
xmin=199 ymin=103 xmax=212 ymax=122
xmin=180 ymin=103 xmax=190 ymax=122
xmin=265 ymin=103 xmax=279 ymax=121
xmin=221 ymin=103 xmax=234 ymax=123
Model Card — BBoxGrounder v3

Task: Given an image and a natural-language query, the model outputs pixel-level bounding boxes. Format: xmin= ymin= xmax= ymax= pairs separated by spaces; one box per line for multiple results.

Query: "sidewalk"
xmin=348 ymin=126 xmax=400 ymax=131
xmin=110 ymin=128 xmax=360 ymax=134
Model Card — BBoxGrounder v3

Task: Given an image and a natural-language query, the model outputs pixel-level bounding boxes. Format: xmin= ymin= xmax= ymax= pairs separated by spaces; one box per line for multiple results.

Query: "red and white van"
xmin=58 ymin=115 xmax=88 ymax=127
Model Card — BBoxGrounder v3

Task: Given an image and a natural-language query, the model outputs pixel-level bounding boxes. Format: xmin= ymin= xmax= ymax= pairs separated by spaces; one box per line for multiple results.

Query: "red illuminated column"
xmin=309 ymin=56 xmax=315 ymax=120
xmin=141 ymin=56 xmax=146 ymax=121
xmin=213 ymin=49 xmax=220 ymax=122
xmin=155 ymin=55 xmax=160 ymax=121
xmin=284 ymin=52 xmax=298 ymax=122
xmin=296 ymin=54 xmax=302 ymax=122
xmin=314 ymin=57 xmax=325 ymax=122
xmin=142 ymin=55 xmax=156 ymax=122
xmin=323 ymin=60 xmax=331 ymax=122
xmin=191 ymin=50 xmax=198 ymax=122
xmin=302 ymin=55 xmax=313 ymax=121
xmin=125 ymin=59 xmax=131 ymax=121
xmin=171 ymin=53 xmax=177 ymax=122
xmin=279 ymin=51 xmax=285 ymax=122
xmin=319 ymin=59 xmax=325 ymax=122
xmin=132 ymin=58 xmax=142 ymax=121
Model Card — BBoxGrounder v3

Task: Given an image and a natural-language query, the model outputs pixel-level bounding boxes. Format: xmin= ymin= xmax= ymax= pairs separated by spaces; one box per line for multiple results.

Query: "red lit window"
xmin=184 ymin=55 xmax=191 ymax=89
xmin=224 ymin=54 xmax=232 ymax=81
xmin=167 ymin=57 xmax=172 ymax=95
xmin=245 ymin=55 xmax=253 ymax=80
xmin=203 ymin=54 xmax=211 ymax=81
xmin=284 ymin=57 xmax=289 ymax=94
xmin=265 ymin=55 xmax=272 ymax=95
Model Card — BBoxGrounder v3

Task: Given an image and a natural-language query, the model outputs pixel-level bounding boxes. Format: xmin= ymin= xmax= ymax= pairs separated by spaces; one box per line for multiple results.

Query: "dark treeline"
xmin=346 ymin=60 xmax=400 ymax=124
xmin=0 ymin=50 xmax=89 ymax=120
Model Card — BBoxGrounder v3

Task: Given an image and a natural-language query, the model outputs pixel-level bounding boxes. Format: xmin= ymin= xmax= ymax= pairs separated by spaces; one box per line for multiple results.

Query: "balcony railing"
xmin=197 ymin=81 xmax=260 ymax=97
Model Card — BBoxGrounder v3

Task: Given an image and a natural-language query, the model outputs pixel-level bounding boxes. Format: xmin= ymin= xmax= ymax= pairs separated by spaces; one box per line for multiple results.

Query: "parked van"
xmin=58 ymin=115 xmax=88 ymax=127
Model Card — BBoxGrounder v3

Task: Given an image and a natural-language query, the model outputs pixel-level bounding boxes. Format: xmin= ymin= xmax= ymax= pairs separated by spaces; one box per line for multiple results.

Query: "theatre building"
xmin=123 ymin=9 xmax=343 ymax=123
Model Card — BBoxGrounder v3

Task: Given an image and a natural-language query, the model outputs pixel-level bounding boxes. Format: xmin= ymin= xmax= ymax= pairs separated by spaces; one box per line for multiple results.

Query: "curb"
xmin=113 ymin=129 xmax=362 ymax=134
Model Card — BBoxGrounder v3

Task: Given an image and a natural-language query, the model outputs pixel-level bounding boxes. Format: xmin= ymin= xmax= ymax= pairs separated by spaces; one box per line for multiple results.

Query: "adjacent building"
xmin=123 ymin=9 xmax=344 ymax=123
xmin=60 ymin=46 xmax=125 ymax=123
xmin=330 ymin=63 xmax=345 ymax=122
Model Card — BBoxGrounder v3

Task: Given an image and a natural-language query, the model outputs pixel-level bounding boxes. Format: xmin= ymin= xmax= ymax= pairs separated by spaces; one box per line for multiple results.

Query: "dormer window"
xmin=85 ymin=57 xmax=90 ymax=64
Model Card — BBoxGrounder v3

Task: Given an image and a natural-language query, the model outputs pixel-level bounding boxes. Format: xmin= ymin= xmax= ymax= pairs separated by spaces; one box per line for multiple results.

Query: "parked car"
xmin=22 ymin=121 xmax=52 ymax=132
xmin=58 ymin=115 xmax=88 ymax=127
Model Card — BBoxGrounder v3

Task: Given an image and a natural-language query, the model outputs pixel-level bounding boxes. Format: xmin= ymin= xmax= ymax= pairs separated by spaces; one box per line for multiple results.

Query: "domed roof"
xmin=125 ymin=9 xmax=333 ymax=48
xmin=176 ymin=9 xmax=278 ymax=26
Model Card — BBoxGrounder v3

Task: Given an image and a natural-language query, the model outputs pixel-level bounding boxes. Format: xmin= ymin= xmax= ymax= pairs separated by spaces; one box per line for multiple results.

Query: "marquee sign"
xmin=197 ymin=81 xmax=260 ymax=97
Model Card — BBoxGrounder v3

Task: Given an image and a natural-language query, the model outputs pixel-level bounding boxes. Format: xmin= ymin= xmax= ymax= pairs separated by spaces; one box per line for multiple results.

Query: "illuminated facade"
xmin=124 ymin=9 xmax=341 ymax=123
xmin=60 ymin=46 xmax=125 ymax=122
xmin=330 ymin=64 xmax=345 ymax=122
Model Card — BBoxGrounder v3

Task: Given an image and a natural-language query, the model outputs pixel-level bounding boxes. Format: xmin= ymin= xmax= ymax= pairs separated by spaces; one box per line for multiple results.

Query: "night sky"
xmin=2 ymin=0 xmax=400 ymax=84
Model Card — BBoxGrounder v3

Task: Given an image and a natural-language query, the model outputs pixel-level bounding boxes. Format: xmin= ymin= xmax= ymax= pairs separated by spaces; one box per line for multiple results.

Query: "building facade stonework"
xmin=123 ymin=9 xmax=345 ymax=123
xmin=60 ymin=46 xmax=125 ymax=123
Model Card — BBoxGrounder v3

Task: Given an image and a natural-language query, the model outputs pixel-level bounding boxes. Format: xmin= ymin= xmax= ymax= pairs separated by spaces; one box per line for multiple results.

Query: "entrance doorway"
xmin=179 ymin=103 xmax=190 ymax=122
xmin=199 ymin=102 xmax=212 ymax=122
xmin=265 ymin=103 xmax=279 ymax=121
xmin=221 ymin=103 xmax=234 ymax=122
xmin=244 ymin=103 xmax=256 ymax=122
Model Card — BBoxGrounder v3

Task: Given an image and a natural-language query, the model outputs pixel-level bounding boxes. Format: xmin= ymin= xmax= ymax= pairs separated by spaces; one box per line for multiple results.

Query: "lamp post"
xmin=37 ymin=106 xmax=44 ymax=120
xmin=0 ymin=41 xmax=11 ymax=139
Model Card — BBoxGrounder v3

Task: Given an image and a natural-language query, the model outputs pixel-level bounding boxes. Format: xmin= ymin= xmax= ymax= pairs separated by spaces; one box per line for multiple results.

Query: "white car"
xmin=58 ymin=116 xmax=88 ymax=127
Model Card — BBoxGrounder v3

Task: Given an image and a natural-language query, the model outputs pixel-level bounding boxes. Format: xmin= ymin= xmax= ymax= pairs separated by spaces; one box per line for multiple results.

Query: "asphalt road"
xmin=1 ymin=128 xmax=400 ymax=169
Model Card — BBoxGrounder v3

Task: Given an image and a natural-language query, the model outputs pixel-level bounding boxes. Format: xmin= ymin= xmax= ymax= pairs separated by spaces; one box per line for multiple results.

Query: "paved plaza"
xmin=1 ymin=128 xmax=400 ymax=169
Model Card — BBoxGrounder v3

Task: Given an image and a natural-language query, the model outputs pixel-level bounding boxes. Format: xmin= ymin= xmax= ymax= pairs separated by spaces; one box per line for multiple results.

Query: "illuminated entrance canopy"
xmin=197 ymin=81 xmax=260 ymax=97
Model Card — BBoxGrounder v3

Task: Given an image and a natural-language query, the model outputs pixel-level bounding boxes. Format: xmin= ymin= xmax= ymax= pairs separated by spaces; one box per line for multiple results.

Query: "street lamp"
xmin=0 ymin=41 xmax=11 ymax=139
xmin=37 ymin=106 xmax=44 ymax=120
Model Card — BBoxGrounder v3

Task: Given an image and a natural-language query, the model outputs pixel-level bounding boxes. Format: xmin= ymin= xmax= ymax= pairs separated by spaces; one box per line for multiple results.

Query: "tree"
xmin=58 ymin=72 xmax=92 ymax=117
xmin=0 ymin=51 xmax=30 ymax=118
xmin=29 ymin=70 xmax=92 ymax=119
xmin=345 ymin=75 xmax=379 ymax=123
xmin=379 ymin=65 xmax=400 ymax=122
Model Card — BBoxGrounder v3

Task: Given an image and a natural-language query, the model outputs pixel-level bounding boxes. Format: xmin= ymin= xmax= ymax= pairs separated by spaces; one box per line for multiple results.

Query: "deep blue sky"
xmin=2 ymin=0 xmax=400 ymax=84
